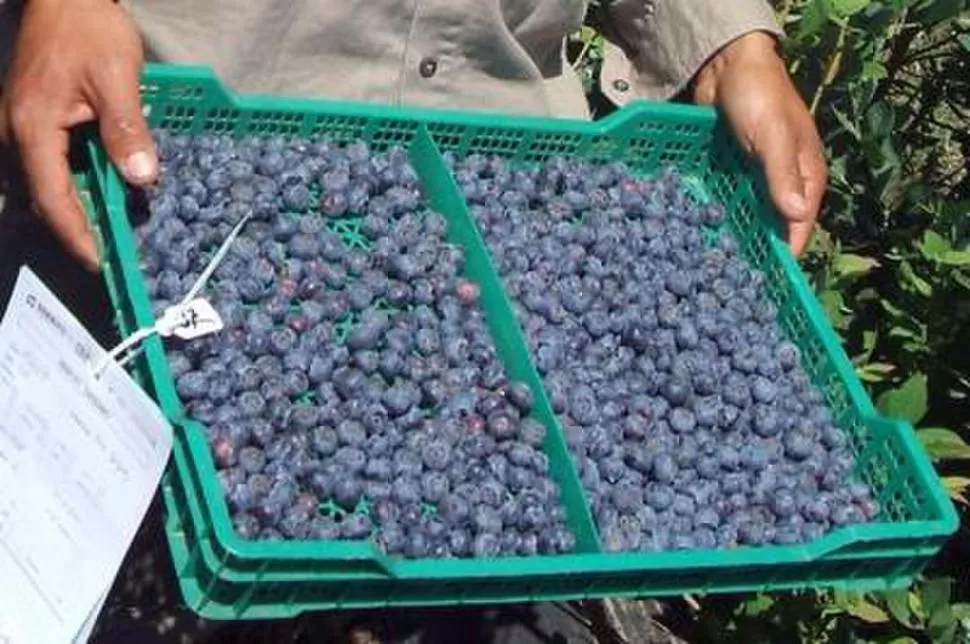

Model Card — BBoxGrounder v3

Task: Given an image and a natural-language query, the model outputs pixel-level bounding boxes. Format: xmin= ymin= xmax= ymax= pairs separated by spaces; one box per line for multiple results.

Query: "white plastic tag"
xmin=156 ymin=298 xmax=224 ymax=340
xmin=0 ymin=267 xmax=173 ymax=644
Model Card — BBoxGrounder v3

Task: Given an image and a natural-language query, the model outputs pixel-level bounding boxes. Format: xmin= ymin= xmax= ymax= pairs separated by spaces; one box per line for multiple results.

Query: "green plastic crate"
xmin=80 ymin=63 xmax=958 ymax=619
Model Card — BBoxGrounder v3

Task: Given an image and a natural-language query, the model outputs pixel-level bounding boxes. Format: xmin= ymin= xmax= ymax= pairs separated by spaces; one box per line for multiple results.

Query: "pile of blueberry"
xmin=448 ymin=153 xmax=879 ymax=551
xmin=132 ymin=130 xmax=577 ymax=558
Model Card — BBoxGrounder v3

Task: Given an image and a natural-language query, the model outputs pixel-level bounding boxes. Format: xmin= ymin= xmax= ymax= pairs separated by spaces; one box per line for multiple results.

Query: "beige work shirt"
xmin=120 ymin=0 xmax=781 ymax=120
xmin=1 ymin=1 xmax=781 ymax=120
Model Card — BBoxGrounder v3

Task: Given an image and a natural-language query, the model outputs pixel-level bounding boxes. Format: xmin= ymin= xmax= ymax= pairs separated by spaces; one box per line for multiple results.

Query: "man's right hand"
xmin=0 ymin=0 xmax=157 ymax=271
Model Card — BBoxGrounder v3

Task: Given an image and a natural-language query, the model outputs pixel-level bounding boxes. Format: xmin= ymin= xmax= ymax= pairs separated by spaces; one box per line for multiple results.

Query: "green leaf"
xmin=918 ymin=428 xmax=970 ymax=461
xmin=876 ymin=373 xmax=928 ymax=424
xmin=797 ymin=0 xmax=835 ymax=38
xmin=866 ymin=102 xmax=896 ymax=140
xmin=922 ymin=577 xmax=952 ymax=619
xmin=951 ymin=603 xmax=970 ymax=620
xmin=832 ymin=588 xmax=859 ymax=611
xmin=858 ymin=362 xmax=896 ymax=383
xmin=819 ymin=289 xmax=846 ymax=329
xmin=914 ymin=0 xmax=967 ymax=24
xmin=881 ymin=297 xmax=908 ymax=319
xmin=920 ymin=230 xmax=951 ymax=259
xmin=928 ymin=603 xmax=957 ymax=642
xmin=910 ymin=588 xmax=926 ymax=620
xmin=835 ymin=252 xmax=880 ymax=280
xmin=959 ymin=33 xmax=970 ymax=52
xmin=939 ymin=250 xmax=970 ymax=266
xmin=899 ymin=260 xmax=933 ymax=297
xmin=831 ymin=0 xmax=872 ymax=16
xmin=861 ymin=59 xmax=888 ymax=81
xmin=845 ymin=598 xmax=891 ymax=623
xmin=883 ymin=589 xmax=918 ymax=627
xmin=741 ymin=593 xmax=775 ymax=616
xmin=943 ymin=476 xmax=970 ymax=505
xmin=953 ymin=271 xmax=970 ymax=291
xmin=831 ymin=106 xmax=862 ymax=141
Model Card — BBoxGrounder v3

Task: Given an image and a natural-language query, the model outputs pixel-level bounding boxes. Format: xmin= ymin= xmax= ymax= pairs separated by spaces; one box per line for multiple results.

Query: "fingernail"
xmin=123 ymin=151 xmax=155 ymax=182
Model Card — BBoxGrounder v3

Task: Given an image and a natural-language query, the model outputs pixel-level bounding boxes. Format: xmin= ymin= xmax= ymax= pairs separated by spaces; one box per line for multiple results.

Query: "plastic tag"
xmin=0 ymin=267 xmax=173 ymax=644
xmin=156 ymin=298 xmax=224 ymax=340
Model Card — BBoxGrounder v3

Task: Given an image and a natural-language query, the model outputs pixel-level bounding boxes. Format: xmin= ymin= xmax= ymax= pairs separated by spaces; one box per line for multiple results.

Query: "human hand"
xmin=693 ymin=31 xmax=827 ymax=256
xmin=0 ymin=0 xmax=157 ymax=271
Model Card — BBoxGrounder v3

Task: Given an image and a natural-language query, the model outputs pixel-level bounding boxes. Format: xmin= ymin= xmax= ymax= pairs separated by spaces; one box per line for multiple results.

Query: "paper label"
xmin=0 ymin=267 xmax=173 ymax=644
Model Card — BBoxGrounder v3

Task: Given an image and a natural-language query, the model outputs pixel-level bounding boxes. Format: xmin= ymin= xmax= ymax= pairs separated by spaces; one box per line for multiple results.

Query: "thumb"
xmin=754 ymin=126 xmax=812 ymax=255
xmin=90 ymin=62 xmax=157 ymax=186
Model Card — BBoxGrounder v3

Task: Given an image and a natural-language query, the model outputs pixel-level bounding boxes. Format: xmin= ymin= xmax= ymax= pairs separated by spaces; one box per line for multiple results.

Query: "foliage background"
xmin=571 ymin=1 xmax=970 ymax=642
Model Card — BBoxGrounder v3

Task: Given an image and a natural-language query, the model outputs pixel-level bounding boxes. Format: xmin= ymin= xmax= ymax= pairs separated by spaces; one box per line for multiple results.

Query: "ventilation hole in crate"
xmin=635 ymin=121 xmax=668 ymax=134
xmin=249 ymin=110 xmax=305 ymax=135
xmin=801 ymin=338 xmax=825 ymax=383
xmin=585 ymin=134 xmax=615 ymax=163
xmin=846 ymin=418 xmax=871 ymax=460
xmin=522 ymin=133 xmax=583 ymax=162
xmin=311 ymin=116 xmax=368 ymax=142
xmin=619 ymin=138 xmax=659 ymax=172
xmin=369 ymin=122 xmax=417 ymax=149
xmin=670 ymin=123 xmax=700 ymax=134
xmin=468 ymin=128 xmax=524 ymax=156
xmin=426 ymin=123 xmax=465 ymax=153
xmin=825 ymin=373 xmax=853 ymax=422
xmin=168 ymin=83 xmax=205 ymax=102
xmin=203 ymin=108 xmax=240 ymax=133
xmin=161 ymin=105 xmax=196 ymax=131
xmin=904 ymin=475 xmax=929 ymax=521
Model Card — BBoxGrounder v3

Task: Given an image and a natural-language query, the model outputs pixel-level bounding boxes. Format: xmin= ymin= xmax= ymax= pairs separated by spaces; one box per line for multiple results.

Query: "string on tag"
xmin=92 ymin=210 xmax=253 ymax=378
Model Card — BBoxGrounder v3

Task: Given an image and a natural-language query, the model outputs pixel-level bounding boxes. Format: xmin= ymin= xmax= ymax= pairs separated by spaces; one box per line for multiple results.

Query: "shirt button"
xmin=613 ymin=79 xmax=630 ymax=92
xmin=419 ymin=57 xmax=438 ymax=78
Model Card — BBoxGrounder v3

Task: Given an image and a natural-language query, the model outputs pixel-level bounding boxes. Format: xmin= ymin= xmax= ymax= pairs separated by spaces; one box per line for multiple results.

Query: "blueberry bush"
xmin=570 ymin=0 xmax=970 ymax=641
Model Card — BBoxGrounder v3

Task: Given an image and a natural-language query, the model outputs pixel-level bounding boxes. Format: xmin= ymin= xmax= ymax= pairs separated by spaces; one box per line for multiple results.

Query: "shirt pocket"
xmin=501 ymin=0 xmax=587 ymax=77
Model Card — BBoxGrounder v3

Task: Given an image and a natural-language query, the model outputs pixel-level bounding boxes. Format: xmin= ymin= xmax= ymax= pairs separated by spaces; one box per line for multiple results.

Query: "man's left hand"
xmin=693 ymin=31 xmax=827 ymax=256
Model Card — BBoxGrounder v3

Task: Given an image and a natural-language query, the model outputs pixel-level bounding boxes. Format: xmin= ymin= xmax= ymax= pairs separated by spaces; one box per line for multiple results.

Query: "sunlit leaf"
xmin=883 ymin=589 xmax=918 ymax=627
xmin=845 ymin=598 xmax=891 ymax=623
xmin=939 ymin=250 xmax=970 ymax=266
xmin=835 ymin=252 xmax=880 ymax=279
xmin=899 ymin=260 xmax=933 ymax=296
xmin=952 ymin=603 xmax=970 ymax=620
xmin=953 ymin=271 xmax=970 ymax=291
xmin=741 ymin=593 xmax=775 ymax=616
xmin=857 ymin=362 xmax=896 ymax=382
xmin=830 ymin=106 xmax=862 ymax=140
xmin=877 ymin=373 xmax=928 ymax=424
xmin=918 ymin=428 xmax=970 ymax=461
xmin=797 ymin=0 xmax=835 ymax=38
xmin=920 ymin=230 xmax=951 ymax=259
xmin=831 ymin=0 xmax=872 ymax=16
xmin=943 ymin=476 xmax=970 ymax=505
xmin=922 ymin=578 xmax=953 ymax=619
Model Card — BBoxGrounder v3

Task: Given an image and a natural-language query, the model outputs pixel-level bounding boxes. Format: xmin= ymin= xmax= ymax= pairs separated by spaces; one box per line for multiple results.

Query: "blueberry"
xmin=332 ymin=418 xmax=365 ymax=447
xmin=176 ymin=371 xmax=209 ymax=400
xmin=668 ymin=407 xmax=696 ymax=434
xmin=332 ymin=477 xmax=363 ymax=511
xmin=383 ymin=381 xmax=419 ymax=417
xmin=420 ymin=471 xmax=450 ymax=503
